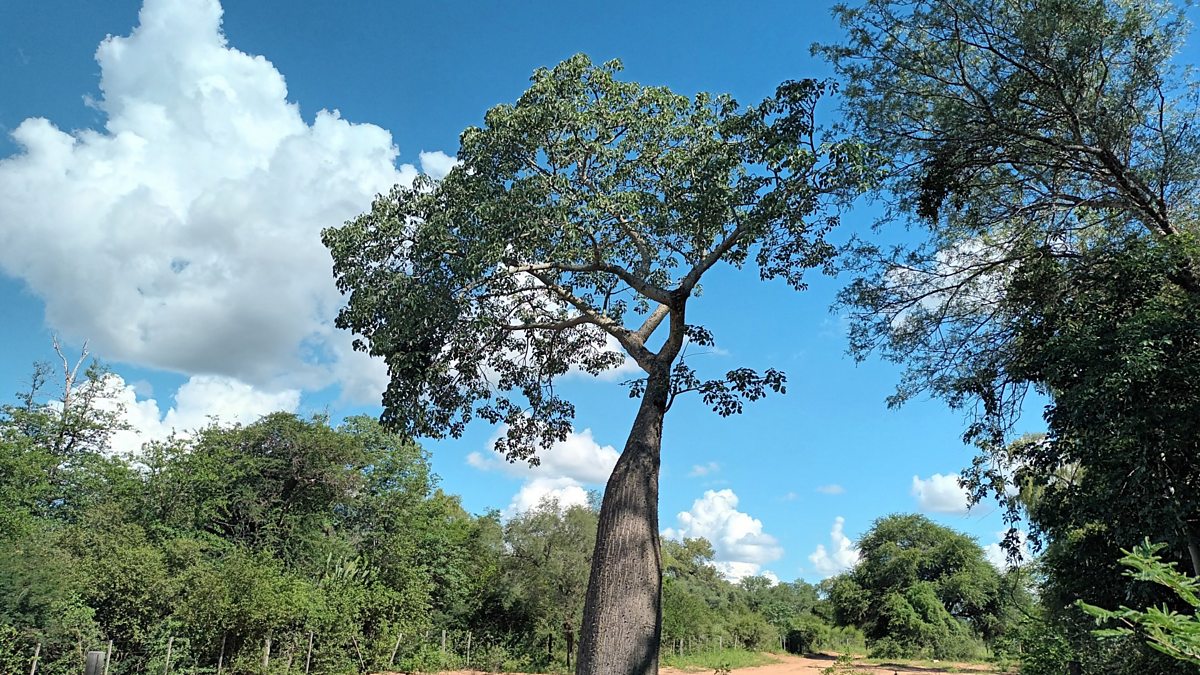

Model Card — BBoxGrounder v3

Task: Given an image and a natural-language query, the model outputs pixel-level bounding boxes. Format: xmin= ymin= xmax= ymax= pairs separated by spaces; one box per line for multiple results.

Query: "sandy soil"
xmin=664 ymin=652 xmax=1004 ymax=674
xmin=427 ymin=652 xmax=1005 ymax=675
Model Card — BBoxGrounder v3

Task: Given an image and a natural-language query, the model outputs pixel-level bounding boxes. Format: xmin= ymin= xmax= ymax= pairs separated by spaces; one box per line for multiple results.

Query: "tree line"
xmin=0 ymin=360 xmax=1043 ymax=673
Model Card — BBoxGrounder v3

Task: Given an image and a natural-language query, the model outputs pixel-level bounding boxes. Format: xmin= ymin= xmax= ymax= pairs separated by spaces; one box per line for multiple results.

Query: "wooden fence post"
xmin=103 ymin=640 xmax=112 ymax=675
xmin=388 ymin=632 xmax=403 ymax=666
xmin=216 ymin=633 xmax=226 ymax=675
xmin=29 ymin=642 xmax=40 ymax=675
xmin=351 ymin=635 xmax=366 ymax=672
xmin=440 ymin=629 xmax=446 ymax=655
xmin=261 ymin=635 xmax=271 ymax=671
xmin=163 ymin=636 xmax=174 ymax=675
xmin=305 ymin=632 xmax=314 ymax=675
xmin=85 ymin=651 xmax=105 ymax=675
xmin=465 ymin=632 xmax=472 ymax=668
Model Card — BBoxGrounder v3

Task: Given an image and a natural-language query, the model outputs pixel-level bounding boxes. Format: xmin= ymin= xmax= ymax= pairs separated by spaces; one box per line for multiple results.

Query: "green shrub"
xmin=785 ymin=615 xmax=830 ymax=654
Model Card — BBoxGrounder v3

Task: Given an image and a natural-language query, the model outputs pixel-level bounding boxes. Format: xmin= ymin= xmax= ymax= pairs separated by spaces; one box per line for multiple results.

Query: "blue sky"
xmin=0 ymin=0 xmax=1051 ymax=582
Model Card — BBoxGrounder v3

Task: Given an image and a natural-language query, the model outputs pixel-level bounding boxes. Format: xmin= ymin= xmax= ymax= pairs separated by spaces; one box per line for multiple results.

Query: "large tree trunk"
xmin=1184 ymin=520 xmax=1200 ymax=577
xmin=575 ymin=370 xmax=670 ymax=675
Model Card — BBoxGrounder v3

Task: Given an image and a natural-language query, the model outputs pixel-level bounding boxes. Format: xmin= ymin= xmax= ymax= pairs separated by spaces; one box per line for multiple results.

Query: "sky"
xmin=0 ymin=0 xmax=1057 ymax=583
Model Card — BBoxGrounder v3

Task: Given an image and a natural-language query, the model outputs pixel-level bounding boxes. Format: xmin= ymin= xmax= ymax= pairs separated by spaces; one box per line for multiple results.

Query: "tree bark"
xmin=575 ymin=369 xmax=669 ymax=675
xmin=1185 ymin=521 xmax=1200 ymax=578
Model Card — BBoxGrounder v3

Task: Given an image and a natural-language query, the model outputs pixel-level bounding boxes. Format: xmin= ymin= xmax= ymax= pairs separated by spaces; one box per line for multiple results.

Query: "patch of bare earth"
xmin=421 ymin=653 xmax=1005 ymax=675
xmin=663 ymin=653 xmax=1004 ymax=674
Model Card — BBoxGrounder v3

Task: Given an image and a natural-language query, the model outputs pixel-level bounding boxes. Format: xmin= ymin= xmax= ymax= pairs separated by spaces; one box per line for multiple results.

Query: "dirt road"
xmin=662 ymin=653 xmax=1002 ymax=674
xmin=432 ymin=652 xmax=1004 ymax=675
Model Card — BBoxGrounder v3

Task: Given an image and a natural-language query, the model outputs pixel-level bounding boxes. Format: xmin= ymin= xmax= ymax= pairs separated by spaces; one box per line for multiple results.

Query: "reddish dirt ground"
xmin=427 ymin=652 xmax=1006 ymax=675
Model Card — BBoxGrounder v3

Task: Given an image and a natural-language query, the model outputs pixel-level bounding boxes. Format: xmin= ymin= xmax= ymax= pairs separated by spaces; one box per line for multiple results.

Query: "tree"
xmin=820 ymin=0 xmax=1200 ymax=652
xmin=323 ymin=54 xmax=867 ymax=673
xmin=500 ymin=498 xmax=597 ymax=668
xmin=822 ymin=0 xmax=1200 ymax=399
xmin=828 ymin=514 xmax=1003 ymax=659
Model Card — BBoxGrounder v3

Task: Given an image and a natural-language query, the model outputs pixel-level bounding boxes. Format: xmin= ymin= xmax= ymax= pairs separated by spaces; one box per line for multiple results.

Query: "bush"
xmin=728 ymin=611 xmax=778 ymax=650
xmin=786 ymin=615 xmax=830 ymax=654
xmin=823 ymin=626 xmax=866 ymax=654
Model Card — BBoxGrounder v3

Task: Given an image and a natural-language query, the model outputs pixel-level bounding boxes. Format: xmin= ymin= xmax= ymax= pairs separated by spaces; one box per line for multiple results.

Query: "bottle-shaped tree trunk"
xmin=575 ymin=371 xmax=669 ymax=675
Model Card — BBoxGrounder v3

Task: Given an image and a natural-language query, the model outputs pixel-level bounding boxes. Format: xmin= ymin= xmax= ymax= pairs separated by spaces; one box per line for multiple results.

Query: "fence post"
xmin=305 ymin=632 xmax=314 ymax=675
xmin=85 ymin=651 xmax=105 ymax=675
xmin=103 ymin=640 xmax=112 ymax=675
xmin=388 ymin=632 xmax=402 ymax=666
xmin=217 ymin=633 xmax=226 ymax=675
xmin=440 ymin=629 xmax=446 ymax=655
xmin=163 ymin=636 xmax=174 ymax=675
xmin=351 ymin=635 xmax=366 ymax=672
xmin=261 ymin=635 xmax=271 ymax=671
xmin=465 ymin=632 xmax=472 ymax=668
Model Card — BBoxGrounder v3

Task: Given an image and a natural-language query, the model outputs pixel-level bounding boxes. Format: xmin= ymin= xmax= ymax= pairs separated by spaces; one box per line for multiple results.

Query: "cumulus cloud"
xmin=663 ymin=489 xmax=783 ymax=581
xmin=0 ymin=0 xmax=430 ymax=401
xmin=505 ymin=477 xmax=593 ymax=516
xmin=99 ymin=373 xmax=299 ymax=455
xmin=816 ymin=483 xmax=845 ymax=495
xmin=911 ymin=473 xmax=971 ymax=514
xmin=417 ymin=150 xmax=459 ymax=180
xmin=808 ymin=516 xmax=860 ymax=578
xmin=688 ymin=461 xmax=720 ymax=478
xmin=984 ymin=529 xmax=1030 ymax=570
xmin=467 ymin=426 xmax=618 ymax=516
xmin=468 ymin=427 xmax=619 ymax=485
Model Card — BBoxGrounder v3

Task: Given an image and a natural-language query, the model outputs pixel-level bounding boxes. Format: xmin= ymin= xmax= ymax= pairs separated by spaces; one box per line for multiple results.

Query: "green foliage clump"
xmin=1080 ymin=539 xmax=1200 ymax=665
xmin=827 ymin=514 xmax=1006 ymax=659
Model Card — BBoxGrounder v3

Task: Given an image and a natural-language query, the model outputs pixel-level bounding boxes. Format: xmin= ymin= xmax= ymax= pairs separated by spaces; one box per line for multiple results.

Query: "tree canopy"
xmin=323 ymin=54 xmax=869 ymax=458
xmin=826 ymin=514 xmax=1004 ymax=659
xmin=821 ymin=1 xmax=1200 ymax=670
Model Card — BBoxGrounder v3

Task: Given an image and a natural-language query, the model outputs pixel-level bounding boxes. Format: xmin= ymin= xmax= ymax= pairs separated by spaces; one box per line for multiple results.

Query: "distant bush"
xmin=728 ymin=611 xmax=778 ymax=651
xmin=823 ymin=625 xmax=867 ymax=654
xmin=785 ymin=615 xmax=830 ymax=654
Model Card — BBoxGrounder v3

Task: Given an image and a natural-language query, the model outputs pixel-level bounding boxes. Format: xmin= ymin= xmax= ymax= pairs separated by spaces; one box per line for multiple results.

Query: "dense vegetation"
xmin=825 ymin=0 xmax=1200 ymax=671
xmin=0 ymin=362 xmax=1039 ymax=674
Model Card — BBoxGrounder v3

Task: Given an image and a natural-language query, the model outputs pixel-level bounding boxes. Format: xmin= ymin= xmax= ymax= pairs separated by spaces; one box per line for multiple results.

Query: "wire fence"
xmin=14 ymin=627 xmax=553 ymax=675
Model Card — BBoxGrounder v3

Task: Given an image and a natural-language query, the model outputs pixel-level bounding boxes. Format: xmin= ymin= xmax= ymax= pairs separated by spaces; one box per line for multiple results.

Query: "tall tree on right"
xmin=820 ymin=0 xmax=1200 ymax=665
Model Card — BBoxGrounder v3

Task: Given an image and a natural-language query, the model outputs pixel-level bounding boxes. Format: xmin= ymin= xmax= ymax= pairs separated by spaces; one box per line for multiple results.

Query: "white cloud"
xmin=504 ymin=477 xmax=592 ymax=518
xmin=418 ymin=150 xmax=459 ymax=180
xmin=688 ymin=461 xmax=720 ymax=478
xmin=782 ymin=491 xmax=799 ymax=501
xmin=468 ymin=426 xmax=619 ymax=485
xmin=100 ymin=373 xmax=299 ymax=455
xmin=816 ymin=483 xmax=845 ymax=495
xmin=468 ymin=426 xmax=618 ymax=516
xmin=984 ymin=529 xmax=1030 ymax=570
xmin=0 ymin=0 xmax=442 ymax=402
xmin=887 ymin=238 xmax=1009 ymax=331
xmin=808 ymin=516 xmax=860 ymax=578
xmin=663 ymin=489 xmax=783 ymax=581
xmin=911 ymin=473 xmax=971 ymax=514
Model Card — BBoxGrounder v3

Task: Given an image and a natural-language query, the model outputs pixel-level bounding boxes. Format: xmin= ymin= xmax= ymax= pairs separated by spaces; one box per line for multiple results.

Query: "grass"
xmin=660 ymin=648 xmax=779 ymax=671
